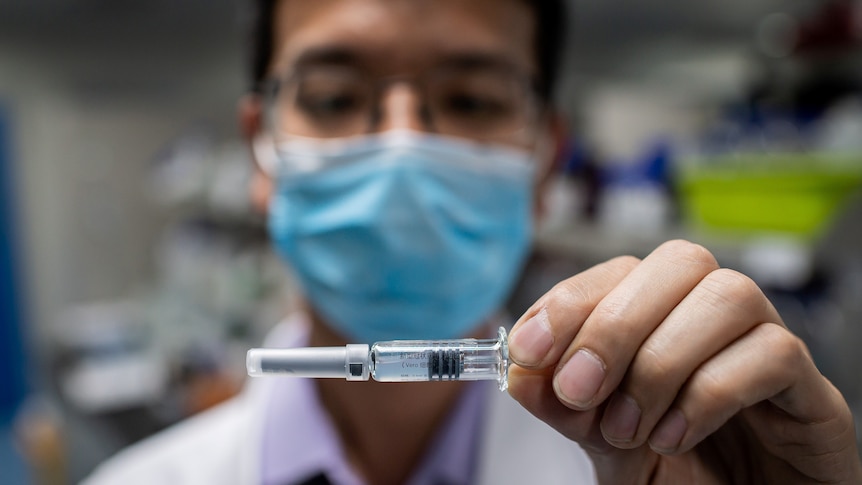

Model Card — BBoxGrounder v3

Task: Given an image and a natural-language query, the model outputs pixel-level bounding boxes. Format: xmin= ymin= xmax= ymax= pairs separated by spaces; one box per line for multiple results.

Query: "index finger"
xmin=508 ymin=255 xmax=640 ymax=369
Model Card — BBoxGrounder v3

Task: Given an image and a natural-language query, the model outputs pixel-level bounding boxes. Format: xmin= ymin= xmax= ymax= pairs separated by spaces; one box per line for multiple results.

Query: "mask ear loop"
xmin=510 ymin=90 xmax=559 ymax=183
xmin=524 ymin=119 xmax=559 ymax=185
xmin=252 ymin=134 xmax=280 ymax=178
xmin=519 ymin=108 xmax=565 ymax=228
xmin=251 ymin=84 xmax=288 ymax=179
xmin=534 ymin=133 xmax=554 ymax=175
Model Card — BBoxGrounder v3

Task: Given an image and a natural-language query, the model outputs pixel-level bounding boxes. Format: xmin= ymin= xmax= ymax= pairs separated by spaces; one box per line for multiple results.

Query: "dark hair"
xmin=246 ymin=0 xmax=567 ymax=102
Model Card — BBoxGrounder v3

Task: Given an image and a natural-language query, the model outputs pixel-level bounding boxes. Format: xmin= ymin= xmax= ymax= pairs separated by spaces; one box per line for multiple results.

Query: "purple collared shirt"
xmin=261 ymin=317 xmax=489 ymax=485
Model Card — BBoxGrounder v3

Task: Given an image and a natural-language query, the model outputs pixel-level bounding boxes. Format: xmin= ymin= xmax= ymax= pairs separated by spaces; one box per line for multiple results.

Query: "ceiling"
xmin=0 ymin=0 xmax=809 ymax=103
xmin=0 ymin=0 xmax=798 ymax=39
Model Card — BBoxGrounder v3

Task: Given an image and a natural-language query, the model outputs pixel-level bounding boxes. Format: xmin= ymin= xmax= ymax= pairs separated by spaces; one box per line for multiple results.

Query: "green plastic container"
xmin=678 ymin=154 xmax=862 ymax=238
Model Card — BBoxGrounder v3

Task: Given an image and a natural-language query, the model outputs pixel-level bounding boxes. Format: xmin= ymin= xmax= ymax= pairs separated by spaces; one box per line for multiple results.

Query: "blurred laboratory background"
xmin=1 ymin=0 xmax=861 ymax=482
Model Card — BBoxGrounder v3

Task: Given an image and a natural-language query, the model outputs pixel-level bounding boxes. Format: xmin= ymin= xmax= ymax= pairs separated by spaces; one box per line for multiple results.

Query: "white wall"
xmin=0 ymin=26 xmax=246 ymax=355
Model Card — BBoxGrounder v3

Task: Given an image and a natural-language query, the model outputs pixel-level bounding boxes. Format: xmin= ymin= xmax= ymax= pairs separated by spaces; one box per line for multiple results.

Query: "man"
xmin=86 ymin=1 xmax=862 ymax=483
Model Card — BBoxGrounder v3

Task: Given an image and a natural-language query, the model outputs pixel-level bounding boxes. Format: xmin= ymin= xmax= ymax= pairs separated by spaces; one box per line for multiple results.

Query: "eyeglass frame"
xmin=259 ymin=62 xmax=548 ymax=144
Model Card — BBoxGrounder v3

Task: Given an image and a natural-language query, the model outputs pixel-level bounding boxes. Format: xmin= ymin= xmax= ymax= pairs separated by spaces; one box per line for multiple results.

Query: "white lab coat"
xmin=83 ymin=323 xmax=597 ymax=485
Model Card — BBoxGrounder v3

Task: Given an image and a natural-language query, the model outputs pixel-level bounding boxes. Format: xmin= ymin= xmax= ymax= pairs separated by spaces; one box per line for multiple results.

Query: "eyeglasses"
xmin=263 ymin=65 xmax=541 ymax=142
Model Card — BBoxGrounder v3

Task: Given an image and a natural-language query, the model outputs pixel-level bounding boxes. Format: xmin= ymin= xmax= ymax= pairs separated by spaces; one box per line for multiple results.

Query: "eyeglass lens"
xmin=270 ymin=66 xmax=535 ymax=141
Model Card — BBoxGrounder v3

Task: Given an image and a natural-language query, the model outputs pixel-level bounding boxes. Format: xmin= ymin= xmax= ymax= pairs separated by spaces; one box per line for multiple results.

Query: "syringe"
xmin=246 ymin=327 xmax=510 ymax=391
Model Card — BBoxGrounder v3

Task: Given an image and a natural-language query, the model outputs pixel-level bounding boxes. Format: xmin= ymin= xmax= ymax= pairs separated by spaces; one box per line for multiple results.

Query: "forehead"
xmin=270 ymin=0 xmax=535 ymax=76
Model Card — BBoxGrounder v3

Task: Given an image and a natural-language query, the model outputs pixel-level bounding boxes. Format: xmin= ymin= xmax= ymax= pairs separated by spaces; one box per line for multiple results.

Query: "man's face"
xmin=267 ymin=0 xmax=541 ymax=149
xmin=249 ymin=0 xmax=556 ymax=341
xmin=245 ymin=0 xmax=557 ymax=213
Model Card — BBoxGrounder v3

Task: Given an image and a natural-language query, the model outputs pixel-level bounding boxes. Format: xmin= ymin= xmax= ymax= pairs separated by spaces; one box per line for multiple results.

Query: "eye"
xmin=441 ymin=92 xmax=510 ymax=118
xmin=428 ymin=72 xmax=528 ymax=138
xmin=431 ymin=73 xmax=519 ymax=124
xmin=297 ymin=88 xmax=367 ymax=118
xmin=288 ymin=70 xmax=371 ymax=122
xmin=273 ymin=68 xmax=374 ymax=137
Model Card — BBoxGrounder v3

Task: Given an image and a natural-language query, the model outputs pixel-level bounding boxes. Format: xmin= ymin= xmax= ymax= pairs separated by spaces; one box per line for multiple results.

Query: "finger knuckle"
xmin=591 ymin=299 xmax=630 ymax=330
xmin=657 ymin=239 xmax=718 ymax=269
xmin=547 ymin=279 xmax=595 ymax=320
xmin=609 ymin=255 xmax=641 ymax=270
xmin=701 ymin=268 xmax=764 ymax=311
xmin=595 ymin=255 xmax=640 ymax=283
xmin=692 ymin=364 xmax=744 ymax=411
xmin=630 ymin=346 xmax=675 ymax=388
xmin=756 ymin=322 xmax=808 ymax=369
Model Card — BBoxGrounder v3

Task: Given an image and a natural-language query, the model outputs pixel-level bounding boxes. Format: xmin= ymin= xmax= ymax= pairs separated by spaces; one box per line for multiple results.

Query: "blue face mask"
xmin=266 ymin=130 xmax=535 ymax=343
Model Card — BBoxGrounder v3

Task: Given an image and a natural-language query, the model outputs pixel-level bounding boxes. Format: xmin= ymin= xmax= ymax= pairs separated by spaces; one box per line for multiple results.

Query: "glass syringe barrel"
xmin=371 ymin=327 xmax=508 ymax=387
xmin=246 ymin=326 xmax=509 ymax=391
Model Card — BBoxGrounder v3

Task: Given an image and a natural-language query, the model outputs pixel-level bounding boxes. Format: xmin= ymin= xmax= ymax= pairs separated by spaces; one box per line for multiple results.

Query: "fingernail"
xmin=509 ymin=308 xmax=553 ymax=367
xmin=601 ymin=393 xmax=641 ymax=443
xmin=554 ymin=349 xmax=605 ymax=408
xmin=649 ymin=409 xmax=687 ymax=454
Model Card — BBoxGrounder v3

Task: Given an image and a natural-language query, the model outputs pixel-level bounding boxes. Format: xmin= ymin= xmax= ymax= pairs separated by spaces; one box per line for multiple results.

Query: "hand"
xmin=507 ymin=240 xmax=862 ymax=484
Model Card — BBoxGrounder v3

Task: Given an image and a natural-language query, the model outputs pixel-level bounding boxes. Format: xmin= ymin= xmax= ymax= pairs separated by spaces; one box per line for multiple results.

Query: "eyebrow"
xmin=287 ymin=45 xmax=529 ymax=78
xmin=437 ymin=53 xmax=524 ymax=75
xmin=291 ymin=46 xmax=361 ymax=70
